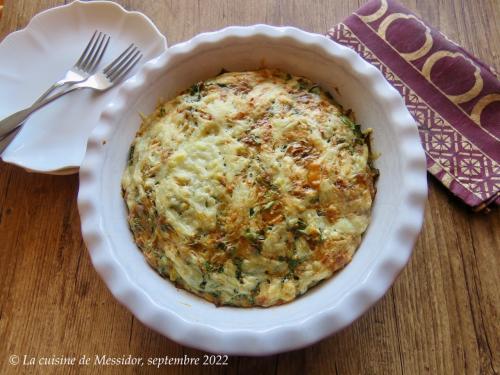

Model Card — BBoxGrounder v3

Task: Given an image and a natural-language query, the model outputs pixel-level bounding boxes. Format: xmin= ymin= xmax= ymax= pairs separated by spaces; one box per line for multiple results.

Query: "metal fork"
xmin=0 ymin=44 xmax=142 ymax=151
xmin=36 ymin=30 xmax=110 ymax=104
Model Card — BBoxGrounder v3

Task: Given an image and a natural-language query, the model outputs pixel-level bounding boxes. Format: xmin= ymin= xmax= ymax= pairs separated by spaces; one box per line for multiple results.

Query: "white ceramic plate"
xmin=0 ymin=0 xmax=167 ymax=174
xmin=78 ymin=25 xmax=427 ymax=355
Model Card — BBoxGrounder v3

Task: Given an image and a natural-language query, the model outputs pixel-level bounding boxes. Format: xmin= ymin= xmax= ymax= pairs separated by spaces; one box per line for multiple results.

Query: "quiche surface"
xmin=122 ymin=69 xmax=377 ymax=307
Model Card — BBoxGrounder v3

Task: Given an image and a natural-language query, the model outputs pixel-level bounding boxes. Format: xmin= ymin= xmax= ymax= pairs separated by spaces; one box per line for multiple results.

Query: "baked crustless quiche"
xmin=122 ymin=69 xmax=377 ymax=307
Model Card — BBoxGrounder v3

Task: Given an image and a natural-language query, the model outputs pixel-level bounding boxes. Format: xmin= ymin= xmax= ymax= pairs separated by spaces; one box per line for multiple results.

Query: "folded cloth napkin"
xmin=327 ymin=0 xmax=499 ymax=211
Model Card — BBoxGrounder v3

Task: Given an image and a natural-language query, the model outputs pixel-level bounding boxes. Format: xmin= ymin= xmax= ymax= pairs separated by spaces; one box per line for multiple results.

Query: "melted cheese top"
xmin=122 ymin=69 xmax=376 ymax=307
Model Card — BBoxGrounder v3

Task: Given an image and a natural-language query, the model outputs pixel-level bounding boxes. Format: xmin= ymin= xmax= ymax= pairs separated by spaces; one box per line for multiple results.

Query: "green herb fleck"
xmin=204 ymin=261 xmax=214 ymax=273
xmin=127 ymin=145 xmax=135 ymax=164
xmin=233 ymin=257 xmax=243 ymax=282
xmin=288 ymin=258 xmax=300 ymax=271
xmin=340 ymin=115 xmax=363 ymax=139
xmin=295 ymin=219 xmax=307 ymax=230
xmin=308 ymin=85 xmax=321 ymax=95
xmin=189 ymin=82 xmax=203 ymax=100
xmin=244 ymin=228 xmax=265 ymax=242
xmin=205 ymin=261 xmax=224 ymax=274
xmin=210 ymin=291 xmax=221 ymax=298
xmin=297 ymin=78 xmax=310 ymax=91
xmin=130 ymin=216 xmax=143 ymax=231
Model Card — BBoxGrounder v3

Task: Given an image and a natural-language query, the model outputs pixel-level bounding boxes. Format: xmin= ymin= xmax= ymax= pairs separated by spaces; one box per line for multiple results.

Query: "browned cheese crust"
xmin=122 ymin=69 xmax=377 ymax=307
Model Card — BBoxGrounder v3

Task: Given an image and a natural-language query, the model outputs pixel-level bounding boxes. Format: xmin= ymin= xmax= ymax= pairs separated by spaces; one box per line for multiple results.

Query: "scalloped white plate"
xmin=78 ymin=25 xmax=427 ymax=355
xmin=0 ymin=0 xmax=167 ymax=174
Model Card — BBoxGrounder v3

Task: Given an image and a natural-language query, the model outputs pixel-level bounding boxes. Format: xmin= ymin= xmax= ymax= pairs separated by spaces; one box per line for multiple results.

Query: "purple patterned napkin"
xmin=327 ymin=0 xmax=499 ymax=211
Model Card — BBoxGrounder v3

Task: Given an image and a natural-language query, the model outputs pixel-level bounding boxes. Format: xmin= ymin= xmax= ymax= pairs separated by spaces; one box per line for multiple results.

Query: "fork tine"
xmin=109 ymin=51 xmax=142 ymax=82
xmin=112 ymin=53 xmax=142 ymax=83
xmin=106 ymin=46 xmax=139 ymax=80
xmin=80 ymin=31 xmax=104 ymax=71
xmin=82 ymin=32 xmax=105 ymax=71
xmin=78 ymin=31 xmax=102 ymax=70
xmin=87 ymin=35 xmax=110 ymax=73
xmin=75 ymin=30 xmax=98 ymax=68
xmin=103 ymin=44 xmax=135 ymax=75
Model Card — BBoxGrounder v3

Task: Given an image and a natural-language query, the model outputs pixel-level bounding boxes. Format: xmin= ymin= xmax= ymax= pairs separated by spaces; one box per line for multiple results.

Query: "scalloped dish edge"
xmin=77 ymin=25 xmax=427 ymax=355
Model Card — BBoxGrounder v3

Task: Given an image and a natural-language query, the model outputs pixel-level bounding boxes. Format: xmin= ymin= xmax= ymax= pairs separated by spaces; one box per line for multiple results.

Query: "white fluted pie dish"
xmin=77 ymin=25 xmax=427 ymax=355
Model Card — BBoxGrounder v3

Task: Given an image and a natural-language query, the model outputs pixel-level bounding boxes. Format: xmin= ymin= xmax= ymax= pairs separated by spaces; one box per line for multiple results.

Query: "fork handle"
xmin=35 ymin=77 xmax=87 ymax=104
xmin=0 ymin=85 xmax=82 ymax=140
xmin=0 ymin=79 xmax=86 ymax=152
xmin=35 ymin=81 xmax=67 ymax=104
xmin=0 ymin=127 xmax=19 ymax=155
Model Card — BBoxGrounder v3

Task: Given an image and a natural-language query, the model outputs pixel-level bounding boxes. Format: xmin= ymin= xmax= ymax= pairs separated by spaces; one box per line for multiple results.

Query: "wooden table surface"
xmin=1 ymin=1 xmax=498 ymax=374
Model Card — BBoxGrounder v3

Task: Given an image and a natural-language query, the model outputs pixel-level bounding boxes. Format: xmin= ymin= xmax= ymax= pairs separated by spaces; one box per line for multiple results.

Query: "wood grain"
xmin=0 ymin=1 xmax=498 ymax=374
